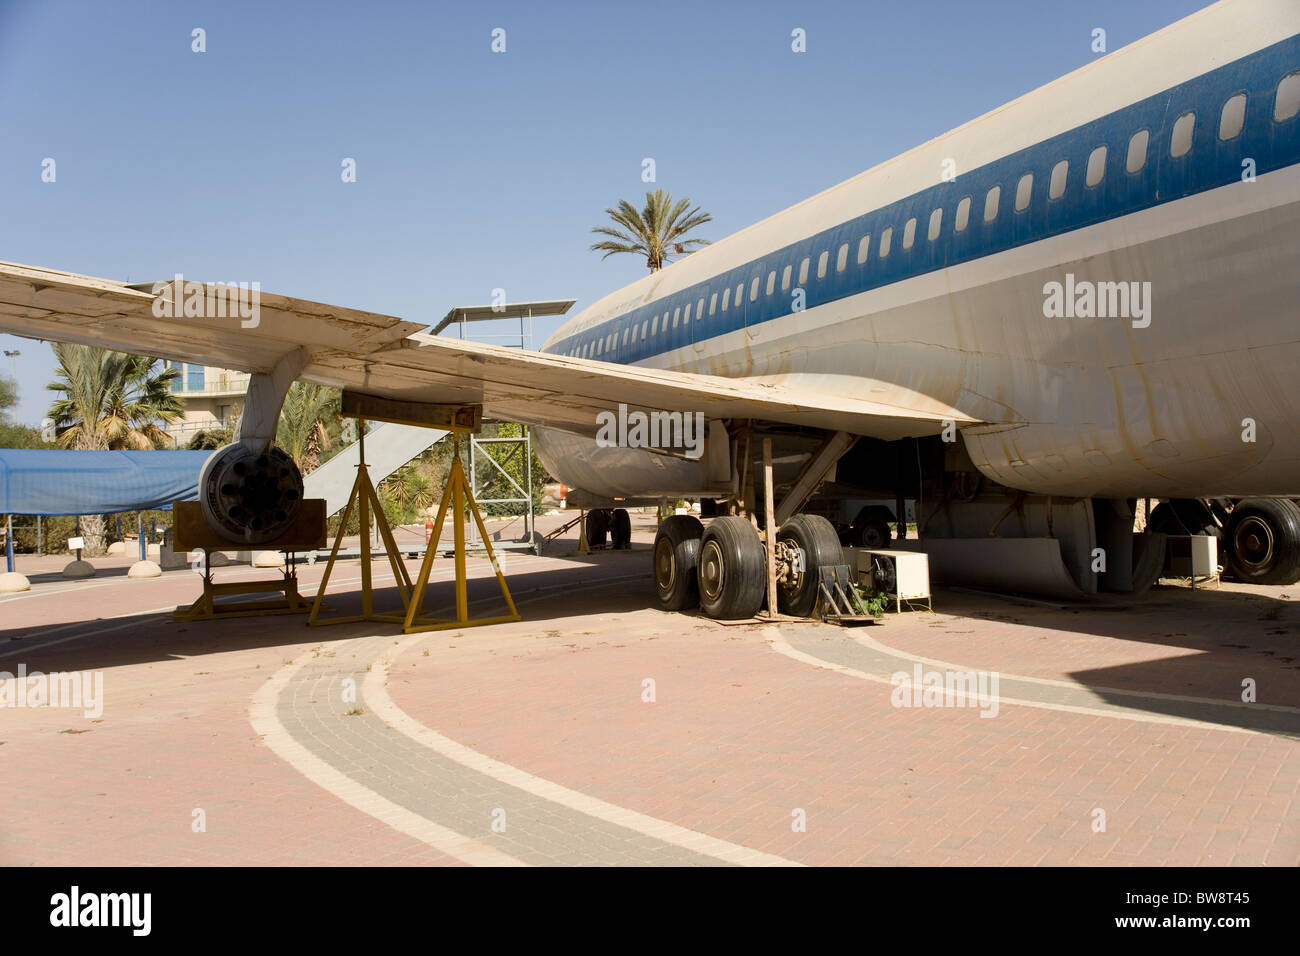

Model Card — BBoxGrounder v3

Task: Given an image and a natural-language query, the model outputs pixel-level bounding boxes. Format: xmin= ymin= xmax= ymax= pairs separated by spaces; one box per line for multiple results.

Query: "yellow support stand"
xmin=403 ymin=436 xmax=520 ymax=633
xmin=309 ymin=421 xmax=414 ymax=627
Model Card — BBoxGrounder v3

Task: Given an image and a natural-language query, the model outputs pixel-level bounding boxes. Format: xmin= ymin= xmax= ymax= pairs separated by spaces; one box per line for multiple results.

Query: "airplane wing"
xmin=0 ymin=261 xmax=978 ymax=440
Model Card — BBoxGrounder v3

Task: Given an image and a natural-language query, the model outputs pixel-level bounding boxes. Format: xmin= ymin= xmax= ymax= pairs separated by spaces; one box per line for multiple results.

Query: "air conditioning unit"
xmin=1167 ymin=534 xmax=1219 ymax=587
xmin=854 ymin=548 xmax=932 ymax=612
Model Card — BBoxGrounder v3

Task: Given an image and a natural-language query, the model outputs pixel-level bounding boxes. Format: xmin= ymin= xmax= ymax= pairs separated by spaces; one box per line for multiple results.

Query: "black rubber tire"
xmin=653 ymin=515 xmax=704 ymax=610
xmin=855 ymin=518 xmax=892 ymax=550
xmin=1224 ymin=498 xmax=1300 ymax=585
xmin=697 ymin=516 xmax=766 ymax=620
xmin=777 ymin=513 xmax=846 ymax=617
xmin=611 ymin=508 xmax=632 ymax=550
xmin=1148 ymin=499 xmax=1219 ymax=537
xmin=586 ymin=509 xmax=610 ymax=548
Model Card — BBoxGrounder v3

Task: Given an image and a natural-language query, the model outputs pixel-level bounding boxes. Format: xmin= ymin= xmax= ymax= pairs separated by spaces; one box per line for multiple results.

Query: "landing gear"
xmin=849 ymin=505 xmax=894 ymax=549
xmin=653 ymin=515 xmax=703 ymax=610
xmin=1224 ymin=498 xmax=1300 ymax=585
xmin=775 ymin=514 xmax=844 ymax=617
xmin=610 ymin=508 xmax=632 ymax=550
xmin=586 ymin=507 xmax=631 ymax=550
xmin=697 ymin=516 xmax=766 ymax=620
xmin=586 ymin=508 xmax=610 ymax=548
xmin=1147 ymin=499 xmax=1220 ymax=538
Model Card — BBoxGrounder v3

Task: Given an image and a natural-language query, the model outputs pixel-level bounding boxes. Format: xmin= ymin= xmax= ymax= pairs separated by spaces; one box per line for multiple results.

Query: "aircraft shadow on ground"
xmin=930 ymin=585 xmax=1300 ymax=738
xmin=0 ymin=560 xmax=663 ymax=673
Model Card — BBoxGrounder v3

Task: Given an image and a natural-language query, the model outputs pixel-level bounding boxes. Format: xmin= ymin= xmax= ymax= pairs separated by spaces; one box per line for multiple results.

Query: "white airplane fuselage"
xmin=535 ymin=0 xmax=1300 ymax=503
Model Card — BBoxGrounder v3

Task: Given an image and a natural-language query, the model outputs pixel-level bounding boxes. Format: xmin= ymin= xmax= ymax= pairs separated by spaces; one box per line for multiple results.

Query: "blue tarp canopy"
xmin=0 ymin=449 xmax=213 ymax=516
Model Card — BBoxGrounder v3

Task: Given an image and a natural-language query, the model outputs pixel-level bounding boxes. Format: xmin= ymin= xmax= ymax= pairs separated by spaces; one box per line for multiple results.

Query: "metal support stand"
xmin=467 ymin=427 xmax=537 ymax=554
xmin=309 ymin=420 xmax=414 ymax=627
xmin=403 ymin=436 xmax=520 ymax=633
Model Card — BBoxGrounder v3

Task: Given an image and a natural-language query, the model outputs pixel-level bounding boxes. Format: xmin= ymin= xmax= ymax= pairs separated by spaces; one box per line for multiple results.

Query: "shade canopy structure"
xmin=0 ymin=449 xmax=213 ymax=516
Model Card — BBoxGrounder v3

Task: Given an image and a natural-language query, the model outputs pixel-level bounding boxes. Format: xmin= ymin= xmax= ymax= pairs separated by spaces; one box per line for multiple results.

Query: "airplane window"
xmin=766 ymin=270 xmax=776 ymax=295
xmin=927 ymin=208 xmax=942 ymax=241
xmin=735 ymin=282 xmax=744 ymax=306
xmin=622 ymin=328 xmax=629 ymax=345
xmin=815 ymin=251 xmax=828 ymax=278
xmin=696 ymin=297 xmax=705 ymax=318
xmin=1126 ymin=130 xmax=1149 ymax=172
xmin=1170 ymin=111 xmax=1195 ymax=157
xmin=781 ymin=264 xmax=792 ymax=290
xmin=879 ymin=226 xmax=893 ymax=257
xmin=798 ymin=257 xmax=810 ymax=284
xmin=902 ymin=217 xmax=916 ymax=249
xmin=836 ymin=243 xmax=849 ymax=271
xmin=1015 ymin=173 xmax=1033 ymax=211
xmin=983 ymin=185 xmax=1000 ymax=221
xmin=684 ymin=303 xmax=692 ymax=323
xmin=750 ymin=277 xmax=760 ymax=302
xmin=955 ymin=196 xmax=971 ymax=231
xmin=709 ymin=293 xmax=717 ymax=315
xmin=721 ymin=288 xmax=730 ymax=311
xmin=1049 ymin=160 xmax=1068 ymax=199
xmin=640 ymin=320 xmax=648 ymax=340
xmin=673 ymin=307 xmax=680 ymax=328
xmin=1085 ymin=146 xmax=1107 ymax=187
xmin=597 ymin=339 xmax=603 ymax=356
xmin=1219 ymin=92 xmax=1246 ymax=139
xmin=857 ymin=235 xmax=871 ymax=263
xmin=652 ymin=314 xmax=659 ymax=333
xmin=1276 ymin=72 xmax=1300 ymax=122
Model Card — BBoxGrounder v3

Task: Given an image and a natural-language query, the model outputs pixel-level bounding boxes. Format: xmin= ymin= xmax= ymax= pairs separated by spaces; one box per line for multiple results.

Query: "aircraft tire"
xmin=697 ymin=516 xmax=765 ymax=620
xmin=611 ymin=508 xmax=632 ymax=549
xmin=777 ymin=513 xmax=844 ymax=617
xmin=654 ymin=515 xmax=703 ymax=610
xmin=1225 ymin=498 xmax=1300 ymax=585
xmin=587 ymin=508 xmax=610 ymax=548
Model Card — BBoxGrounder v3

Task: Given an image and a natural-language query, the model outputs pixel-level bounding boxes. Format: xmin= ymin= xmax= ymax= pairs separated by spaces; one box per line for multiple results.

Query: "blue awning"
xmin=0 ymin=449 xmax=214 ymax=516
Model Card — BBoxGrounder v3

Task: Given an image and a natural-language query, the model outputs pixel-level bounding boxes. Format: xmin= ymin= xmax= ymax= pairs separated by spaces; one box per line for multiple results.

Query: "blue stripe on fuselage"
xmin=551 ymin=33 xmax=1300 ymax=364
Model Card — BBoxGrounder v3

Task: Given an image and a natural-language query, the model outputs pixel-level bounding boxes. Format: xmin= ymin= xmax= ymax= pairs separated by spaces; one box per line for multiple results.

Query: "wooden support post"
xmin=762 ymin=436 xmax=778 ymax=620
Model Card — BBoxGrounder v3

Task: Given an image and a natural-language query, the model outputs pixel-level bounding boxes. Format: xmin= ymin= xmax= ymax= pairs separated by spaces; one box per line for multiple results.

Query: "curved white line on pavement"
xmin=250 ymin=649 xmax=526 ymax=867
xmin=364 ymin=637 xmax=801 ymax=867
xmin=764 ymin=627 xmax=1260 ymax=735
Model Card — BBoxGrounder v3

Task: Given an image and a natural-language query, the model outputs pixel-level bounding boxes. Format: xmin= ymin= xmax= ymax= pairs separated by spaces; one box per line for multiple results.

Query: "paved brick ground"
xmin=3 ymin=515 xmax=1297 ymax=866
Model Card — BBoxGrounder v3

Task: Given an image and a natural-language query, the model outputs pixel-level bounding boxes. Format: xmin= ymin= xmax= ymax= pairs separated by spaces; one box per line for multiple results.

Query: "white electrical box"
xmin=1168 ymin=534 xmax=1219 ymax=586
xmin=854 ymin=548 xmax=932 ymax=612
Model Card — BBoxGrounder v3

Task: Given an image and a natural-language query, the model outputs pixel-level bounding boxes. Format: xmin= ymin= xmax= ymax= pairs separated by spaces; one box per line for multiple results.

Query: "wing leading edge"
xmin=0 ymin=261 xmax=979 ymax=441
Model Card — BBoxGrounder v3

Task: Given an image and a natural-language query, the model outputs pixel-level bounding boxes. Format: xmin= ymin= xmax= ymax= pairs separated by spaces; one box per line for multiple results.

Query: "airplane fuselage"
xmin=536 ymin=3 xmax=1300 ymax=503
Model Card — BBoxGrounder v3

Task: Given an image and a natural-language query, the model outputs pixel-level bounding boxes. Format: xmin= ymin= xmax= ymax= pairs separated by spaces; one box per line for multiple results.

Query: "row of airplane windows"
xmin=566 ymin=71 xmax=1300 ymax=361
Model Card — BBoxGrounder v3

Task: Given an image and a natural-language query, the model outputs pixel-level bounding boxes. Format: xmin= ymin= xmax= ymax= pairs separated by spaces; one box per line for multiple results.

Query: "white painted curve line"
xmin=250 ymin=649 xmax=526 ymax=867
xmin=366 ymin=635 xmax=802 ymax=868
xmin=764 ymin=627 xmax=1260 ymax=735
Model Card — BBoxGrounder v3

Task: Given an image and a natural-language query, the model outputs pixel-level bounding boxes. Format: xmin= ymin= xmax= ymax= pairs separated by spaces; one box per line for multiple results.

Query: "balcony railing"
xmin=171 ymin=376 xmax=250 ymax=395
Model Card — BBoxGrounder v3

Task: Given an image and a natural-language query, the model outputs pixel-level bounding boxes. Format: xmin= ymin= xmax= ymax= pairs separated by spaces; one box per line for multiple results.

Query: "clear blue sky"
xmin=0 ymin=0 xmax=1213 ymax=425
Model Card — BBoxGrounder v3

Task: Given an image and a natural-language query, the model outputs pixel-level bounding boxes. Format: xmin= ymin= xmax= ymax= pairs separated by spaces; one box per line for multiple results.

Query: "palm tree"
xmin=276 ymin=382 xmax=341 ymax=474
xmin=46 ymin=343 xmax=184 ymax=554
xmin=590 ymin=188 xmax=713 ymax=272
xmin=379 ymin=461 xmax=434 ymax=523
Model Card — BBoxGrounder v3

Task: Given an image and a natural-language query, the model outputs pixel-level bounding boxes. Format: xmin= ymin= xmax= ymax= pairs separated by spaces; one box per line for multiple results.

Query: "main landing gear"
xmin=653 ymin=510 xmax=846 ymax=620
